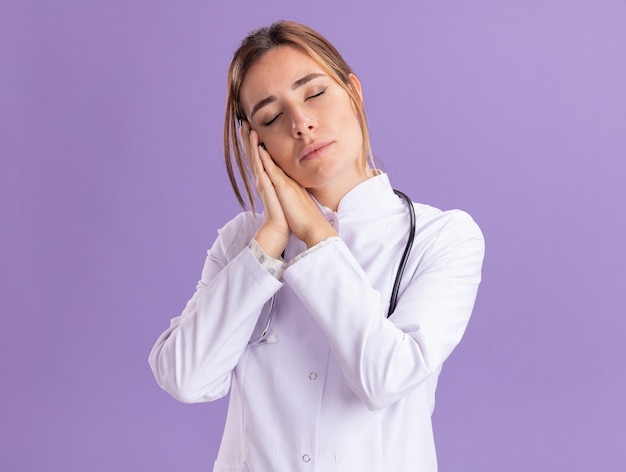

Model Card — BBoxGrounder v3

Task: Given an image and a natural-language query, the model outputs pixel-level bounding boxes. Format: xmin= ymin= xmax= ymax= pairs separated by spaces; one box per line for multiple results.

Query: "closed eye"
xmin=263 ymin=113 xmax=282 ymax=126
xmin=307 ymin=88 xmax=327 ymax=100
xmin=262 ymin=87 xmax=327 ymax=126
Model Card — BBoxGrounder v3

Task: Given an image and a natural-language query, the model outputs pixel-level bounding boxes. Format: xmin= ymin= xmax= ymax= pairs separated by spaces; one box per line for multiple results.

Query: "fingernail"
xmin=237 ymin=119 xmax=242 ymax=128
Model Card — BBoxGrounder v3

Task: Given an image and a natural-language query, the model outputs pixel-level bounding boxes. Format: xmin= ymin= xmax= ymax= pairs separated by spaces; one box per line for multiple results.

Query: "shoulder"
xmin=409 ymin=203 xmax=484 ymax=265
xmin=211 ymin=211 xmax=264 ymax=260
xmin=217 ymin=210 xmax=262 ymax=235
xmin=413 ymin=203 xmax=482 ymax=237
xmin=420 ymin=203 xmax=480 ymax=233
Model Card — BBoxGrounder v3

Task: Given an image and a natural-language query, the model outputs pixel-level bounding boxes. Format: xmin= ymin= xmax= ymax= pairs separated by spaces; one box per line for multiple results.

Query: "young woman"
xmin=149 ymin=20 xmax=484 ymax=472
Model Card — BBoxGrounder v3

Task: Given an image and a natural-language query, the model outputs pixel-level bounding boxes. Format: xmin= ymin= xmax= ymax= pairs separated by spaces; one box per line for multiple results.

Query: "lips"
xmin=299 ymin=141 xmax=333 ymax=161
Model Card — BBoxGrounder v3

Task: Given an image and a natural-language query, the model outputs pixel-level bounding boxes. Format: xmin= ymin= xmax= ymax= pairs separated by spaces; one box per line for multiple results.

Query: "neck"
xmin=309 ymin=167 xmax=376 ymax=211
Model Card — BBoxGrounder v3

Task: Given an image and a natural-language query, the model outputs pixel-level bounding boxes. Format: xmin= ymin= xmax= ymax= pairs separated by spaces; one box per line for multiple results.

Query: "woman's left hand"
xmin=256 ymin=144 xmax=338 ymax=248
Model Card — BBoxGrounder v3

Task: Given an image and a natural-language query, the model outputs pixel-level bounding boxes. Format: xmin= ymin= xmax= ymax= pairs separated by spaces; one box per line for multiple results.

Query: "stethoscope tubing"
xmin=249 ymin=189 xmax=416 ymax=344
xmin=388 ymin=190 xmax=416 ymax=317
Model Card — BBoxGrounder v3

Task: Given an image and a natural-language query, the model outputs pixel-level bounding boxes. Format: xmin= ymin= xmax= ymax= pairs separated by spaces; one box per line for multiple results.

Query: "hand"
xmin=240 ymin=121 xmax=290 ymax=258
xmin=253 ymin=135 xmax=338 ymax=249
xmin=240 ymin=122 xmax=337 ymax=253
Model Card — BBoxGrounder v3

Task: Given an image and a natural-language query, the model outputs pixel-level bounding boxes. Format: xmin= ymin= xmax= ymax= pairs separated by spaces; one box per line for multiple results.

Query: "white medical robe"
xmin=149 ymin=173 xmax=485 ymax=471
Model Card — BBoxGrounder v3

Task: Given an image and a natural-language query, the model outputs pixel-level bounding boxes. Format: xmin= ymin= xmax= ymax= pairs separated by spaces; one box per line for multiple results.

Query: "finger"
xmin=256 ymin=143 xmax=281 ymax=176
xmin=258 ymin=147 xmax=295 ymax=192
xmin=239 ymin=121 xmax=256 ymax=168
xmin=248 ymin=130 xmax=266 ymax=181
xmin=242 ymin=125 xmax=265 ymax=183
xmin=239 ymin=119 xmax=251 ymax=137
xmin=249 ymin=135 xmax=283 ymax=217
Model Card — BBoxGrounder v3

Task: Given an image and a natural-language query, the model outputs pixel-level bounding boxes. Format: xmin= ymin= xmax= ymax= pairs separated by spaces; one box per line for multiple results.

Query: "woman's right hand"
xmin=240 ymin=121 xmax=291 ymax=258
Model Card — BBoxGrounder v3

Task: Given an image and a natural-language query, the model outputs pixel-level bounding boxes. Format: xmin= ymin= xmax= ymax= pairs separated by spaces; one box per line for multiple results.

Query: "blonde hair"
xmin=223 ymin=20 xmax=374 ymax=210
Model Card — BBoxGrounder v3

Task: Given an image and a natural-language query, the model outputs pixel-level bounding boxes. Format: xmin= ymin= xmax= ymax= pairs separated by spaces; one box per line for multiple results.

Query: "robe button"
xmin=309 ymin=372 xmax=318 ymax=381
xmin=302 ymin=454 xmax=311 ymax=463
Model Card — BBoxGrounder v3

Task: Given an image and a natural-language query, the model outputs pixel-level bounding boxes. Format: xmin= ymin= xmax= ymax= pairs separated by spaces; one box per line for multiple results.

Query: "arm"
xmin=149 ymin=122 xmax=330 ymax=403
xmin=284 ymin=211 xmax=485 ymax=410
xmin=242 ymin=124 xmax=484 ymax=410
xmin=148 ymin=213 xmax=282 ymax=403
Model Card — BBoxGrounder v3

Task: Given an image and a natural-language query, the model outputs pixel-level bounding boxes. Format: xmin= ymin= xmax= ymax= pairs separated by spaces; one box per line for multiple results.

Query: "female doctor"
xmin=149 ymin=20 xmax=484 ymax=472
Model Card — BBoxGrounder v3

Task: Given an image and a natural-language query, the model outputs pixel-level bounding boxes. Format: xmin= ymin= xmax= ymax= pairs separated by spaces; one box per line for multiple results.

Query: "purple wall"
xmin=2 ymin=1 xmax=625 ymax=470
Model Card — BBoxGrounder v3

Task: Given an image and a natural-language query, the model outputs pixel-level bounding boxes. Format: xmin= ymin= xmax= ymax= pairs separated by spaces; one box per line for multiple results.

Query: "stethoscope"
xmin=249 ymin=189 xmax=416 ymax=345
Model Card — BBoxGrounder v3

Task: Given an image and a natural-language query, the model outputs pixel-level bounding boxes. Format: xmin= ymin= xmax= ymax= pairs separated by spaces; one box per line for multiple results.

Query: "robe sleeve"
xmin=284 ymin=210 xmax=485 ymax=411
xmin=148 ymin=212 xmax=283 ymax=403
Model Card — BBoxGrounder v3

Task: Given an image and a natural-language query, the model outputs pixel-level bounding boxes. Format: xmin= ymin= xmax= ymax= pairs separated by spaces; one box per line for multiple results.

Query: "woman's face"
xmin=239 ymin=45 xmax=368 ymax=198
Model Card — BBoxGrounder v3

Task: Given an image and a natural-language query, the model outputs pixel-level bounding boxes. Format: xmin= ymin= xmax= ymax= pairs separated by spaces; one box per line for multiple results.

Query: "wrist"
xmin=303 ymin=227 xmax=338 ymax=249
xmin=255 ymin=225 xmax=290 ymax=259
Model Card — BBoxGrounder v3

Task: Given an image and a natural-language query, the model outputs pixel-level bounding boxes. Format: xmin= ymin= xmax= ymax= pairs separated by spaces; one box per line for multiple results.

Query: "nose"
xmin=291 ymin=109 xmax=315 ymax=138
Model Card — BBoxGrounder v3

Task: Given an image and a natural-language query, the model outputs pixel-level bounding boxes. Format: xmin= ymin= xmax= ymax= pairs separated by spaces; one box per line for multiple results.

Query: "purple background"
xmin=2 ymin=1 xmax=625 ymax=470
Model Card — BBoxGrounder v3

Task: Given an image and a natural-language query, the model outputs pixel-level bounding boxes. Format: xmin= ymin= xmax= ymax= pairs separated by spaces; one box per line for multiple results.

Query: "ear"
xmin=348 ymin=73 xmax=363 ymax=101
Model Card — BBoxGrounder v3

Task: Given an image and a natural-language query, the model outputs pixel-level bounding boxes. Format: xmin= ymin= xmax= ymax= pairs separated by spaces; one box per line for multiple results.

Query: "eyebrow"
xmin=249 ymin=73 xmax=326 ymax=119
